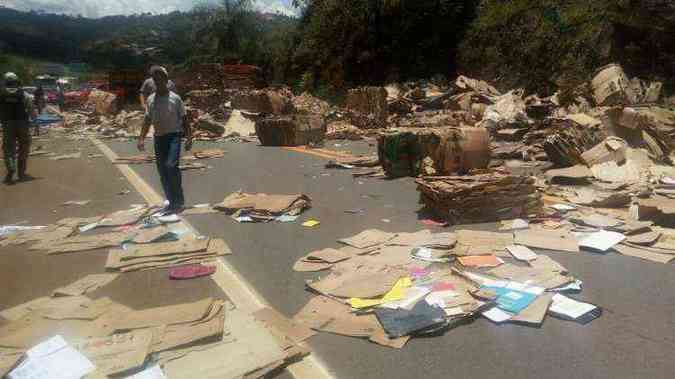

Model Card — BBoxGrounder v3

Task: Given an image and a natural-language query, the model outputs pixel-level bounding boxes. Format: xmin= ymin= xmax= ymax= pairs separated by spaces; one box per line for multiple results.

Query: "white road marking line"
xmin=90 ymin=137 xmax=335 ymax=379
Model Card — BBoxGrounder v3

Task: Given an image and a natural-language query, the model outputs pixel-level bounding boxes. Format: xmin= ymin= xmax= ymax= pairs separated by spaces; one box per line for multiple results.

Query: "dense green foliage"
xmin=292 ymin=0 xmax=476 ymax=88
xmin=1 ymin=0 xmax=673 ymax=95
xmin=458 ymin=0 xmax=675 ymax=94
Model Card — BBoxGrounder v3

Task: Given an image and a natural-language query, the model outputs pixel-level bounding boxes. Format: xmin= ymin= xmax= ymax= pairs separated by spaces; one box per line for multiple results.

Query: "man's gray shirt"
xmin=145 ymin=91 xmax=185 ymax=136
xmin=140 ymin=78 xmax=176 ymax=98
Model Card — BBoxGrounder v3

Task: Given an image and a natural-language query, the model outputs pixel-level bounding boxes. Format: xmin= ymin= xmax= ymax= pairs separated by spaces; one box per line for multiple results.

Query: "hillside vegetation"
xmin=1 ymin=0 xmax=673 ymax=95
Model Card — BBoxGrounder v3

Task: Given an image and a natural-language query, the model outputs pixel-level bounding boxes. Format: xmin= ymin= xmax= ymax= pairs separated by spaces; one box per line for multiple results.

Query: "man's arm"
xmin=138 ymin=118 xmax=151 ymax=151
xmin=138 ymin=98 xmax=153 ymax=151
xmin=139 ymin=94 xmax=146 ymax=110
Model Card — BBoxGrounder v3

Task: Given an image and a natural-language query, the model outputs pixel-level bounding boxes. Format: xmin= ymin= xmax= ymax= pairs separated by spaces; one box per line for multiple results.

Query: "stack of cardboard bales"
xmin=86 ymin=90 xmax=117 ymax=115
xmin=255 ymin=114 xmax=326 ymax=146
xmin=416 ymin=169 xmax=542 ymax=224
xmin=377 ymin=127 xmax=490 ymax=178
xmin=345 ymin=86 xmax=389 ymax=129
xmin=232 ymin=90 xmax=295 ymax=115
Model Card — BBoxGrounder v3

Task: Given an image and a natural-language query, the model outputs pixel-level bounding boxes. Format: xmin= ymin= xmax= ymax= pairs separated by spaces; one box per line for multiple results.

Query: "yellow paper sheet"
xmin=348 ymin=277 xmax=412 ymax=309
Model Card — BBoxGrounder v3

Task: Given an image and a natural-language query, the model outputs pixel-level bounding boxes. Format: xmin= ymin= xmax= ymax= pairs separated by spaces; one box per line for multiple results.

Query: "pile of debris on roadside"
xmin=0 ymin=204 xmax=309 ymax=378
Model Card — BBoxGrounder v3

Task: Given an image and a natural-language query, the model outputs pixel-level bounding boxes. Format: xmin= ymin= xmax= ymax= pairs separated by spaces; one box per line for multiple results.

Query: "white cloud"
xmin=0 ymin=0 xmax=297 ymax=18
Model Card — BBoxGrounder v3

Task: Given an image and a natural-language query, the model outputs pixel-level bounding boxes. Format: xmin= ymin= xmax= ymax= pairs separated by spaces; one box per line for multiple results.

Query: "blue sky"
xmin=1 ymin=0 xmax=298 ymax=18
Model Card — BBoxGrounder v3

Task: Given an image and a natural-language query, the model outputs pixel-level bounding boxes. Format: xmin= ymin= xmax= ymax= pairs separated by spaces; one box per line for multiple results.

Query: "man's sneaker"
xmin=153 ymin=204 xmax=172 ymax=217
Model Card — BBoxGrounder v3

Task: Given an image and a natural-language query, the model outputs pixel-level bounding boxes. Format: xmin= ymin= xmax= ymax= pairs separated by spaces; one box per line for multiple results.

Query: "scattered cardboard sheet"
xmin=368 ymin=329 xmax=410 ymax=349
xmin=457 ymin=255 xmax=503 ymax=268
xmin=292 ymin=260 xmax=333 ymax=272
xmin=293 ymin=296 xmax=380 ymax=338
xmin=499 ymin=219 xmax=530 ymax=231
xmin=456 ymin=230 xmax=514 ymax=255
xmin=0 ymin=349 xmax=23 ymax=378
xmin=132 ymin=226 xmax=173 ymax=244
xmin=42 ymin=297 xmax=115 ymax=320
xmin=152 ymin=312 xmax=225 ymax=353
xmin=339 ymin=229 xmax=397 ymax=249
xmin=612 ymin=244 xmax=675 ymax=264
xmin=387 ymin=230 xmax=433 ymax=246
xmin=215 ymin=192 xmax=311 ymax=218
xmin=304 ymin=248 xmax=352 ymax=264
xmin=510 ymin=293 xmax=553 ymax=325
xmin=113 ymin=298 xmax=215 ymax=331
xmin=625 ymin=231 xmax=661 ymax=246
xmin=528 ymin=255 xmax=568 ymax=273
xmin=0 ymin=297 xmax=52 ymax=321
xmin=489 ymin=264 xmax=571 ymax=289
xmin=506 ymin=245 xmax=538 ymax=261
xmin=119 ymin=238 xmax=210 ymax=261
xmin=43 ymin=232 xmax=131 ymax=255
xmin=252 ymin=307 xmax=316 ymax=344
xmin=162 ymin=308 xmax=286 ymax=379
xmin=514 ymin=229 xmax=579 ymax=252
xmin=52 ymin=274 xmax=119 ymax=297
xmin=73 ymin=329 xmax=153 ymax=375
xmin=571 ymin=214 xmax=623 ymax=229
xmin=330 ymin=270 xmax=404 ymax=299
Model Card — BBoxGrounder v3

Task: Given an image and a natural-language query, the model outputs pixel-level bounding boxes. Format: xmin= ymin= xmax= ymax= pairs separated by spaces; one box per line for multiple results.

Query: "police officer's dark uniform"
xmin=1 ymin=72 xmax=35 ymax=184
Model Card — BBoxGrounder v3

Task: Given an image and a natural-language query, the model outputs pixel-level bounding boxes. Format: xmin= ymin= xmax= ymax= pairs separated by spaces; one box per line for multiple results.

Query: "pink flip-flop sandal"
xmin=169 ymin=264 xmax=216 ymax=280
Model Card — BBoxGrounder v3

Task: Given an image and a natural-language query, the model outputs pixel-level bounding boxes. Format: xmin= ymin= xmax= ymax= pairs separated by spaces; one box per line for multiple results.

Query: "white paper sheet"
xmin=9 ymin=339 xmax=95 ymax=379
xmin=578 ymin=230 xmax=626 ymax=251
xmin=551 ymin=204 xmax=577 ymax=211
xmin=125 ymin=366 xmax=168 ymax=379
xmin=506 ymin=245 xmax=538 ymax=261
xmin=550 ymin=279 xmax=583 ymax=293
xmin=482 ymin=307 xmax=512 ymax=323
xmin=550 ymin=294 xmax=596 ymax=319
xmin=425 ymin=290 xmax=459 ymax=308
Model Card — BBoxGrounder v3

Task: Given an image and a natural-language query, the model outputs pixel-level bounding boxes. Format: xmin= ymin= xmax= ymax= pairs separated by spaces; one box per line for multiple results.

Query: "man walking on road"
xmin=137 ymin=66 xmax=192 ymax=214
xmin=139 ymin=64 xmax=176 ymax=112
xmin=1 ymin=72 xmax=37 ymax=185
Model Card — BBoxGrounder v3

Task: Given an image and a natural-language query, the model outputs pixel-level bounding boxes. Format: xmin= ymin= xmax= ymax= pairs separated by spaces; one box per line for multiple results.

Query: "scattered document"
xmin=578 ymin=230 xmax=626 ymax=252
xmin=549 ymin=294 xmax=601 ymax=324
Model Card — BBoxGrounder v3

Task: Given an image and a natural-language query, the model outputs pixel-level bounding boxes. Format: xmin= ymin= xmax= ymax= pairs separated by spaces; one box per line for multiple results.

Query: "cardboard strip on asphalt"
xmin=90 ymin=137 xmax=334 ymax=379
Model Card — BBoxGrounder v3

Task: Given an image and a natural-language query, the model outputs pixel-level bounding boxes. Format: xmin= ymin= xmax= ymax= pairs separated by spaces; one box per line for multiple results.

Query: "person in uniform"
xmin=1 ymin=72 xmax=37 ymax=184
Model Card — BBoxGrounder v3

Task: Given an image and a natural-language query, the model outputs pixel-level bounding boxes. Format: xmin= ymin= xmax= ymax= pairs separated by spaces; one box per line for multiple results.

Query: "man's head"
xmin=150 ymin=65 xmax=169 ymax=94
xmin=3 ymin=72 xmax=20 ymax=89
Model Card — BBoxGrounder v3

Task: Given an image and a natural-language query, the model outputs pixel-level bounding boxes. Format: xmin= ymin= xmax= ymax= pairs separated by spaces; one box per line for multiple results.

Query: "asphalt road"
xmin=0 ymin=134 xmax=226 ymax=334
xmin=103 ymin=138 xmax=675 ymax=379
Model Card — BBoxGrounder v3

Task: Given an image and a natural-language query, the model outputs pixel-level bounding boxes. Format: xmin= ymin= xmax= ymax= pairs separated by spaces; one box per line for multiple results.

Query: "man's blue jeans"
xmin=154 ymin=133 xmax=184 ymax=208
